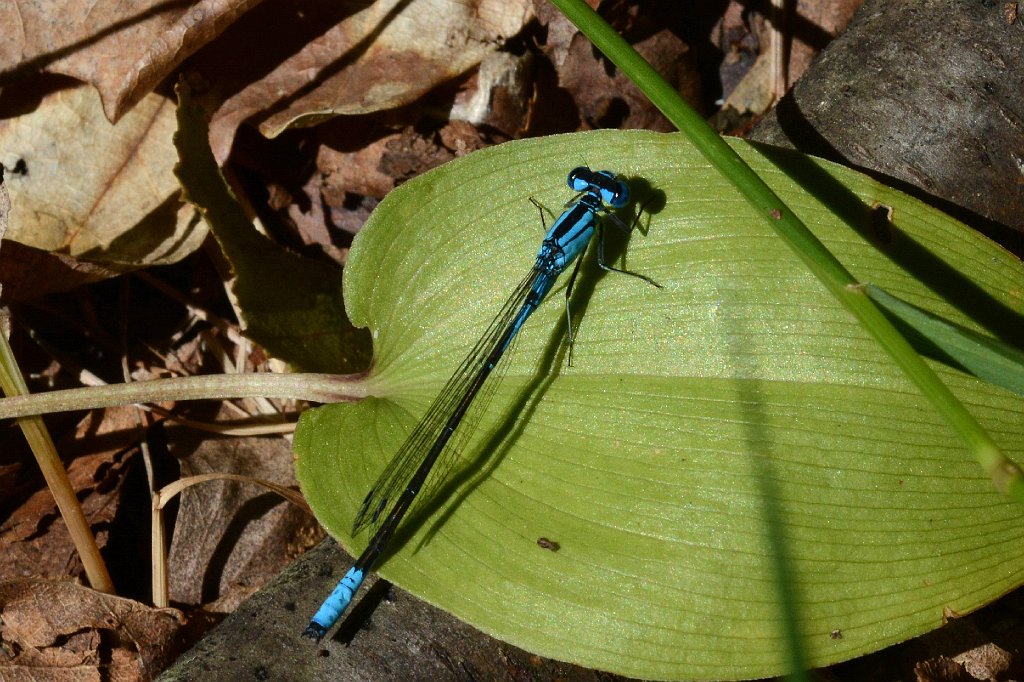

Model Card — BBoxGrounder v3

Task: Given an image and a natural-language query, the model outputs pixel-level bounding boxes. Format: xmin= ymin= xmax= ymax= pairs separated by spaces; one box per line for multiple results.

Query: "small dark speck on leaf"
xmin=537 ymin=537 xmax=560 ymax=552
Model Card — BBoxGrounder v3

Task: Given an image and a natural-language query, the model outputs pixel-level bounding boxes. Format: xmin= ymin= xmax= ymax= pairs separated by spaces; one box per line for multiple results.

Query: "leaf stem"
xmin=0 ymin=372 xmax=367 ymax=420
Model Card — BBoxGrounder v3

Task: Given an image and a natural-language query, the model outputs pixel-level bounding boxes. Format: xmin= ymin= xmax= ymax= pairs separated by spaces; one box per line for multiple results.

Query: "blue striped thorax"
xmin=536 ymin=167 xmax=627 ymax=276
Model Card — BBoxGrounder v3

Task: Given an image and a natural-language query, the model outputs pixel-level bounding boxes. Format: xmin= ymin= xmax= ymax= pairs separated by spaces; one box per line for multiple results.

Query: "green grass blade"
xmin=549 ymin=0 xmax=1024 ymax=505
xmin=866 ymin=284 xmax=1024 ymax=397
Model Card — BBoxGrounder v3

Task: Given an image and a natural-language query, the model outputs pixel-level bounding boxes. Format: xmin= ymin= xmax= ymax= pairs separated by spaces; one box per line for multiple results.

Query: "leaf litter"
xmin=3 ymin=0 xmax=1002 ymax=679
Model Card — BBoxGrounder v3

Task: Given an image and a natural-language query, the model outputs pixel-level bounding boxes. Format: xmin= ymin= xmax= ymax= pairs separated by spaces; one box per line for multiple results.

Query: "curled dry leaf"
xmin=0 ymin=84 xmax=207 ymax=297
xmin=0 ymin=0 xmax=260 ymax=121
xmin=192 ymin=0 xmax=534 ymax=161
xmin=0 ymin=578 xmax=183 ymax=678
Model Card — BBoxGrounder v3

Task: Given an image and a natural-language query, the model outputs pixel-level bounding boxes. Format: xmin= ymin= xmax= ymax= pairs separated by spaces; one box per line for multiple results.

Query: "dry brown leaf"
xmin=0 ymin=84 xmax=207 ymax=277
xmin=0 ymin=0 xmax=260 ymax=122
xmin=317 ymin=131 xmax=404 ymax=201
xmin=0 ymin=578 xmax=183 ymax=680
xmin=0 ymin=407 xmax=140 ymax=583
xmin=788 ymin=0 xmax=865 ymax=81
xmin=437 ymin=119 xmax=490 ymax=157
xmin=316 ymin=118 xmax=489 ymax=205
xmin=557 ymin=28 xmax=699 ymax=131
xmin=0 ymin=241 xmax=128 ymax=302
xmin=449 ymin=51 xmax=533 ymax=137
xmin=166 ymin=430 xmax=317 ymax=613
xmin=953 ymin=642 xmax=1016 ymax=680
xmin=722 ymin=0 xmax=865 ymax=115
xmin=377 ymin=126 xmax=457 ymax=181
xmin=192 ymin=0 xmax=533 ymax=162
xmin=533 ymin=7 xmax=700 ymax=133
xmin=286 ymin=161 xmax=354 ymax=251
xmin=915 ymin=656 xmax=976 ymax=682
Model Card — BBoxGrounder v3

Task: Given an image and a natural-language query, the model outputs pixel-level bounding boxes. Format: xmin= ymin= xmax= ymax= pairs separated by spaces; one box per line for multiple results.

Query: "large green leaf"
xmin=294 ymin=130 xmax=1024 ymax=680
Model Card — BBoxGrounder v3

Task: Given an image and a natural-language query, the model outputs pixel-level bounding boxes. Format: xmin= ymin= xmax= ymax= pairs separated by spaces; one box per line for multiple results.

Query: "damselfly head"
xmin=567 ymin=167 xmax=630 ymax=208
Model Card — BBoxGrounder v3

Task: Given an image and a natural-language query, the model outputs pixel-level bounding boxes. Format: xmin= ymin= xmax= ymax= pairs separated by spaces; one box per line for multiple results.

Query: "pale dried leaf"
xmin=723 ymin=53 xmax=776 ymax=116
xmin=449 ymin=51 xmax=533 ymax=136
xmin=0 ymin=84 xmax=207 ymax=266
xmin=199 ymin=0 xmax=533 ymax=161
xmin=0 ymin=0 xmax=260 ymax=121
